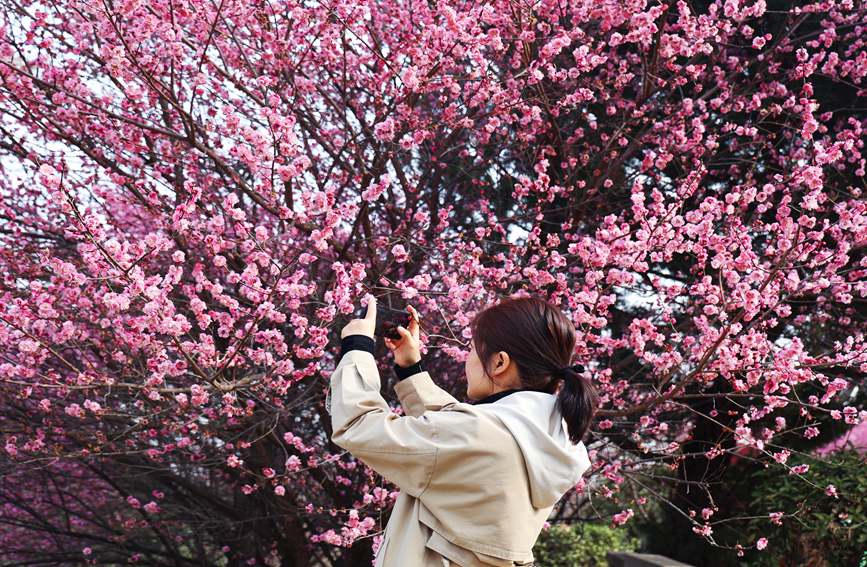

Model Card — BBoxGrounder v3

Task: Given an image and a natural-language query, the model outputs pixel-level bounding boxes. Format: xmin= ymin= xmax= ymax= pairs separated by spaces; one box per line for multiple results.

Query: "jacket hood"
xmin=477 ymin=391 xmax=591 ymax=509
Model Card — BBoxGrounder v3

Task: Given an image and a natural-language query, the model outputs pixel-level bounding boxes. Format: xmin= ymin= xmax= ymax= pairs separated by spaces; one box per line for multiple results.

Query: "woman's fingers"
xmin=396 ymin=325 xmax=411 ymax=340
xmin=407 ymin=305 xmax=420 ymax=339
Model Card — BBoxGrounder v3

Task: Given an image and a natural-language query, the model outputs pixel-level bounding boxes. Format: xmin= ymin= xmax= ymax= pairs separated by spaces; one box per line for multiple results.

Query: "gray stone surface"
xmin=607 ymin=551 xmax=696 ymax=567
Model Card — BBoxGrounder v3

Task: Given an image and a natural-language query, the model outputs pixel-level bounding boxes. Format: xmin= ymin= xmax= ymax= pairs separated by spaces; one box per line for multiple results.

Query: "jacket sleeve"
xmin=393 ymin=370 xmax=461 ymax=418
xmin=327 ymin=349 xmax=439 ymax=497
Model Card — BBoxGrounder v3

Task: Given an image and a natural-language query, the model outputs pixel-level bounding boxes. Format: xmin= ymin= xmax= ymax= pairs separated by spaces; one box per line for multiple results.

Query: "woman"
xmin=327 ymin=294 xmax=598 ymax=566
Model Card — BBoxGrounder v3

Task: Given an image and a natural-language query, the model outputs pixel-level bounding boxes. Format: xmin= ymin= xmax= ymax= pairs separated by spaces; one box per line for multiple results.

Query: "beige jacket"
xmin=327 ymin=349 xmax=592 ymax=566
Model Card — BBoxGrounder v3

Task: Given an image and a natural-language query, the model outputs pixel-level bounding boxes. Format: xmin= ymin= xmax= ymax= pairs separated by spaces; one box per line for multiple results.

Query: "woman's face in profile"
xmin=465 ymin=338 xmax=519 ymax=400
xmin=465 ymin=339 xmax=488 ymax=401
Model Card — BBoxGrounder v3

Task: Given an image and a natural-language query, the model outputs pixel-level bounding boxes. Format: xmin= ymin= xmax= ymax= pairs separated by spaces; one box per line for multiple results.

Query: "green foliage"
xmin=739 ymin=449 xmax=867 ymax=566
xmin=532 ymin=522 xmax=640 ymax=567
xmin=623 ymin=450 xmax=867 ymax=566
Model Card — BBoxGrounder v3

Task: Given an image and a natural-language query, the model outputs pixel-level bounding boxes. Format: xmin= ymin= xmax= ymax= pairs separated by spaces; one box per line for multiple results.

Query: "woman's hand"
xmin=384 ymin=304 xmax=422 ymax=367
xmin=340 ymin=296 xmax=377 ymax=339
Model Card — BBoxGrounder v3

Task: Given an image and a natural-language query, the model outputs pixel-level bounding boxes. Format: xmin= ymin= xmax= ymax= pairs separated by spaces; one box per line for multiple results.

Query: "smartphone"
xmin=352 ymin=301 xmax=413 ymax=340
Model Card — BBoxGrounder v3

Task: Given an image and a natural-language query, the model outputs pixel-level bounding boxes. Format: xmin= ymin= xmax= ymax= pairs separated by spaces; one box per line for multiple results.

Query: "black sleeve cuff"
xmin=340 ymin=334 xmax=375 ymax=358
xmin=393 ymin=359 xmax=424 ymax=380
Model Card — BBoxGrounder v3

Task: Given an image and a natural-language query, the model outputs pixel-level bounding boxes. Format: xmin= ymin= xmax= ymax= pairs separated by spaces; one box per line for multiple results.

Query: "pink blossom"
xmin=401 ymin=66 xmax=420 ymax=90
xmin=5 ymin=437 xmax=18 ymax=458
xmin=374 ymin=118 xmax=397 ymax=142
xmin=38 ymin=164 xmax=61 ymax=188
xmin=190 ymin=384 xmax=209 ymax=407
xmin=361 ymin=173 xmax=391 ymax=202
xmin=803 ymin=426 xmax=820 ymax=439
xmin=612 ymin=508 xmax=634 ymax=526
xmin=391 ymin=244 xmax=409 ymax=263
xmin=285 ymin=455 xmax=302 ymax=472
xmin=64 ymin=404 xmax=84 ymax=418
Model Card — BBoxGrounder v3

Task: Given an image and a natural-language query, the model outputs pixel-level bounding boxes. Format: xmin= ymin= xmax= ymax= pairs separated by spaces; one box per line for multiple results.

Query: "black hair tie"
xmin=558 ymin=363 xmax=584 ymax=376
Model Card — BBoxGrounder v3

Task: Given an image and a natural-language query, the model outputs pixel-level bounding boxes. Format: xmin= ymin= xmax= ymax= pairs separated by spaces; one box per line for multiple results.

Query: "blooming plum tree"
xmin=0 ymin=0 xmax=865 ymax=564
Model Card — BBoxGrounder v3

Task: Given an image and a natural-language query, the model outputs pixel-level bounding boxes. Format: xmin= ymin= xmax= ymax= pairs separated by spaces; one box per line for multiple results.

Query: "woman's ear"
xmin=492 ymin=351 xmax=510 ymax=375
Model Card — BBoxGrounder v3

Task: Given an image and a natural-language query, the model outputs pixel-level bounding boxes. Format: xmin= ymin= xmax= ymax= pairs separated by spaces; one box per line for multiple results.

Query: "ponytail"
xmin=555 ymin=364 xmax=599 ymax=445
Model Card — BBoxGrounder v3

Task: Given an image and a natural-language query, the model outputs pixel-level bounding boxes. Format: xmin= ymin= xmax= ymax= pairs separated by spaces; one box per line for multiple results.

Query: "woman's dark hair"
xmin=469 ymin=294 xmax=599 ymax=444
